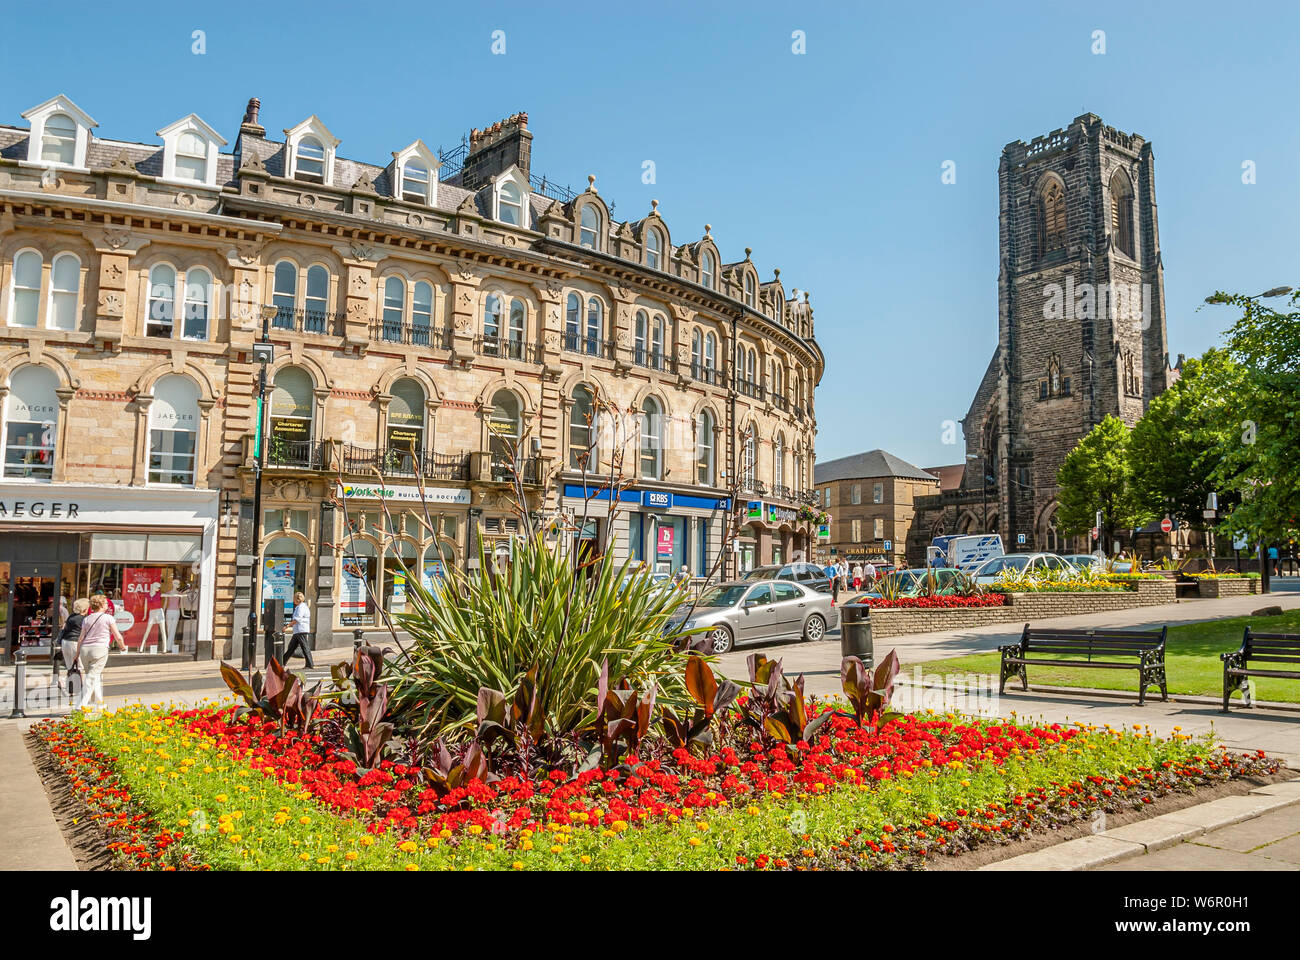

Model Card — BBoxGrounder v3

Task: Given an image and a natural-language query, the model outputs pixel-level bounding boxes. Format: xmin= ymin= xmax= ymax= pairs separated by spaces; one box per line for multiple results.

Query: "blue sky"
xmin=4 ymin=0 xmax=1297 ymax=469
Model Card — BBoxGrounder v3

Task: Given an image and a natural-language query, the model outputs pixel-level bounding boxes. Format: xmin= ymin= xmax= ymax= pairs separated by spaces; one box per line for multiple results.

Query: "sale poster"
xmin=656 ymin=526 xmax=674 ymax=559
xmin=262 ymin=557 xmax=296 ymax=611
xmin=123 ymin=567 xmax=163 ymax=651
xmin=340 ymin=557 xmax=369 ymax=624
xmin=390 ymin=571 xmax=407 ymax=613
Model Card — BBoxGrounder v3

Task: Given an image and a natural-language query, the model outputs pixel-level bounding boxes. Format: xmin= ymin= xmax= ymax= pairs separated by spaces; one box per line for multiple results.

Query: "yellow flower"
xmin=215 ymin=794 xmax=228 ymax=803
xmin=399 ymin=841 xmax=418 ymax=853
xmin=522 ymin=840 xmax=534 ymax=851
xmin=426 ymin=837 xmax=440 ymax=849
xmin=360 ymin=836 xmax=375 ymax=847
xmin=345 ymin=852 xmax=358 ymax=861
xmin=405 ymin=863 xmax=420 ymax=872
xmin=513 ymin=861 xmax=524 ymax=870
xmin=580 ymin=855 xmax=591 ymax=864
xmin=688 ymin=837 xmax=701 ymax=846
xmin=300 ymin=853 xmax=311 ymax=862
xmin=468 ymin=824 xmax=484 ymax=835
xmin=299 ymin=817 xmax=312 ymax=825
xmin=551 ymin=845 xmax=563 ymax=854
xmin=327 ymin=845 xmax=339 ymax=853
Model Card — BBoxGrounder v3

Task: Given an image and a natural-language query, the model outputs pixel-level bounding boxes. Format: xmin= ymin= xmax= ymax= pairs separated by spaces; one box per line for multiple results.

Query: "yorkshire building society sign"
xmin=336 ymin=483 xmax=471 ymax=505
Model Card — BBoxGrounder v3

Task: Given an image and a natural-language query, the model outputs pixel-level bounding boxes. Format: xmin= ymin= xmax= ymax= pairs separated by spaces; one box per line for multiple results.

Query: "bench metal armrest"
xmin=999 ymin=642 xmax=1023 ymax=657
xmin=1221 ymin=650 xmax=1245 ymax=667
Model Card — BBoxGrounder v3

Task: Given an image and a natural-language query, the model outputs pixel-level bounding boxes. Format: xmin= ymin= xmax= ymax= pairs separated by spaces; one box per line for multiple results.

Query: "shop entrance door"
xmin=4 ymin=561 xmax=60 ymax=664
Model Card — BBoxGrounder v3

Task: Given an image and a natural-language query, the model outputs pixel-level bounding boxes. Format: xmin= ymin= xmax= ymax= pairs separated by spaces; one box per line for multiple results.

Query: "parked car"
xmin=861 ymin=567 xmax=963 ymax=599
xmin=970 ymin=553 xmax=1077 ymax=585
xmin=1062 ymin=553 xmax=1103 ymax=572
xmin=665 ymin=578 xmax=836 ymax=654
xmin=740 ymin=562 xmax=831 ymax=593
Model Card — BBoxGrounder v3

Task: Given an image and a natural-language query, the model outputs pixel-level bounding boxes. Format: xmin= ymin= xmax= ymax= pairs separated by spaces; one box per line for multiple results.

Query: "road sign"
xmin=1160 ymin=517 xmax=1173 ymax=534
xmin=1091 ymin=527 xmax=1099 ymax=540
xmin=1233 ymin=535 xmax=1248 ymax=550
xmin=1017 ymin=533 xmax=1026 ymax=545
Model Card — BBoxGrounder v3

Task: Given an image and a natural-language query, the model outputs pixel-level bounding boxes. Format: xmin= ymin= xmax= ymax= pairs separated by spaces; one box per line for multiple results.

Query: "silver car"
xmin=666 ymin=578 xmax=836 ymax=654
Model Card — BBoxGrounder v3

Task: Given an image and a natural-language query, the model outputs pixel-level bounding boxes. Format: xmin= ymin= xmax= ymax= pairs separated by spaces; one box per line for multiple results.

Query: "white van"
xmin=927 ymin=534 xmax=1005 ymax=572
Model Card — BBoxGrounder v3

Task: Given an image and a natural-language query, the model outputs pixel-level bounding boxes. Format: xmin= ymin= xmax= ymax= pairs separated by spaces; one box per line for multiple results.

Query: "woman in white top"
xmin=74 ymin=593 xmax=126 ymax=710
xmin=851 ymin=564 xmax=864 ymax=590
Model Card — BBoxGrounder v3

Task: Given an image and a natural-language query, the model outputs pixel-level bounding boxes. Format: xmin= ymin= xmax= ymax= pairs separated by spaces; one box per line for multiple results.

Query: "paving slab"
xmin=0 ymin=723 xmax=75 ymax=871
xmin=1256 ymin=834 xmax=1300 ymax=864
xmin=1159 ymin=793 xmax=1297 ymax=831
xmin=1195 ymin=808 xmax=1300 ymax=853
xmin=1095 ymin=841 xmax=1298 ymax=871
xmin=1094 ymin=817 xmax=1206 ymax=852
xmin=978 ymin=834 xmax=1145 ymax=871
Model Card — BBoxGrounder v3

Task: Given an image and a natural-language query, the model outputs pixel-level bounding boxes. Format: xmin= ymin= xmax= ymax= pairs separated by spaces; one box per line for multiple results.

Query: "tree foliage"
xmin=1056 ymin=415 xmax=1151 ymax=547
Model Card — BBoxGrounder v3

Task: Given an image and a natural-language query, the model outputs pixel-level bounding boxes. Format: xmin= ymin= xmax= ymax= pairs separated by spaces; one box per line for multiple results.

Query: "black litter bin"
xmin=839 ymin=602 xmax=873 ymax=667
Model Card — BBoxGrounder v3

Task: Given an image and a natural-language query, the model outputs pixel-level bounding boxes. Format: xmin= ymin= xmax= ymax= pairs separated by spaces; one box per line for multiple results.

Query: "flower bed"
xmin=36 ymin=700 xmax=1278 ymax=871
xmin=856 ymin=594 xmax=1006 ymax=609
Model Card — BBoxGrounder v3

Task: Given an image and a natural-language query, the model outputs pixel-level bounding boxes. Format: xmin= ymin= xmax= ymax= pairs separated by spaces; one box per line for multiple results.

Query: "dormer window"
xmin=296 ymin=137 xmax=325 ymax=183
xmin=402 ymin=160 xmax=430 ymax=203
xmin=579 ymin=204 xmax=601 ymax=249
xmin=22 ymin=95 xmax=96 ymax=169
xmin=42 ymin=114 xmax=76 ymax=164
xmin=158 ymin=115 xmax=226 ymax=188
xmin=701 ymin=250 xmax=715 ymax=289
xmin=174 ymin=132 xmax=208 ymax=181
xmin=498 ymin=181 xmax=523 ymax=226
xmin=646 ymin=228 xmax=662 ymax=270
xmin=744 ymin=273 xmax=756 ymax=308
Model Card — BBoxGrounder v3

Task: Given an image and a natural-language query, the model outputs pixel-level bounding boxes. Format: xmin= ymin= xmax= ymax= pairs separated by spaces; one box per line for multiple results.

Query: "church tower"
xmin=969 ymin=114 xmax=1176 ymax=551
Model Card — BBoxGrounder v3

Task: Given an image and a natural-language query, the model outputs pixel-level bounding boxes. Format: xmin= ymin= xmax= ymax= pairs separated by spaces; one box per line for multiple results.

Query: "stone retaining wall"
xmin=862 ymin=579 xmax=1179 ymax=640
xmin=1195 ymin=578 xmax=1260 ymax=598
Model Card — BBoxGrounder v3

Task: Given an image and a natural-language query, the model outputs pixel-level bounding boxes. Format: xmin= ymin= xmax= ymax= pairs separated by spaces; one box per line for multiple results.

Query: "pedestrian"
xmin=59 ymin=598 xmax=89 ymax=699
xmin=826 ymin=561 xmax=840 ymax=604
xmin=864 ymin=559 xmax=877 ymax=585
xmin=674 ymin=566 xmax=692 ymax=590
xmin=74 ymin=594 xmax=126 ymax=711
xmin=283 ymin=591 xmax=315 ymax=668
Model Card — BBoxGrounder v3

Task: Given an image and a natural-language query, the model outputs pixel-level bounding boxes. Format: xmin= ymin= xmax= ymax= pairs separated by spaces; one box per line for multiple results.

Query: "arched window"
xmin=569 ymin=384 xmax=597 ymax=471
xmin=295 ymin=136 xmax=326 ymax=183
xmin=272 ymin=260 xmax=297 ymax=329
xmin=387 ymin=378 xmax=426 ymax=474
xmin=773 ymin=434 xmax=785 ymax=489
xmin=383 ymin=276 xmax=406 ymax=341
xmin=1110 ymin=169 xmax=1135 ymax=258
xmin=696 ymin=409 xmax=715 ymax=486
xmin=149 ymin=374 xmax=200 ymax=485
xmin=640 ymin=397 xmax=662 ymax=479
xmin=579 ymin=204 xmax=601 ymax=249
xmin=741 ymin=426 xmax=756 ymax=489
xmin=634 ymin=310 xmax=648 ymax=365
xmin=411 ymin=281 xmax=433 ymax=345
xmin=175 ymin=131 xmax=208 ymax=182
xmin=745 ymin=349 xmax=756 ymax=389
xmin=507 ymin=299 xmax=526 ymax=359
xmin=1040 ymin=178 xmax=1067 ymax=255
xmin=402 ymin=160 xmax=430 ymax=203
xmin=41 ymin=114 xmax=76 ymax=165
xmin=691 ymin=329 xmax=702 ymax=379
xmin=3 ymin=365 xmax=58 ymax=480
xmin=645 ymin=228 xmax=662 ymax=270
xmin=305 ymin=265 xmax=331 ymax=334
xmin=182 ymin=267 xmax=211 ymax=340
xmin=744 ymin=273 xmax=756 ymax=307
xmin=771 ymin=361 xmax=783 ymax=401
xmin=488 ymin=390 xmax=521 ymax=479
xmin=585 ymin=297 xmax=603 ymax=355
xmin=565 ymin=292 xmax=581 ymax=350
xmin=498 ymin=181 xmax=524 ymax=226
xmin=11 ymin=250 xmax=42 ymax=328
xmin=49 ymin=253 xmax=81 ymax=331
xmin=147 ymin=263 xmax=176 ymax=337
xmin=701 ymin=250 xmax=715 ymax=289
xmin=483 ymin=293 xmax=503 ymax=355
xmin=269 ymin=367 xmax=315 ymax=464
xmin=704 ymin=333 xmax=717 ymax=384
xmin=651 ymin=314 xmax=666 ymax=370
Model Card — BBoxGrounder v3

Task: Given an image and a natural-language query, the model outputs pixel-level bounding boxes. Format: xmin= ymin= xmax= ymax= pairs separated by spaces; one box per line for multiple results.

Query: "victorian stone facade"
xmin=0 ymin=95 xmax=824 ymax=661
xmin=909 ymin=113 xmax=1179 ymax=563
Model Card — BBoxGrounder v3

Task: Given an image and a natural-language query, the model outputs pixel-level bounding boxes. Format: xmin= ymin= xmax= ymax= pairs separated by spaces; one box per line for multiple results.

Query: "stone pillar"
xmin=84 ymin=228 xmax=151 ymax=349
xmin=316 ymin=500 xmax=337 ymax=650
xmin=449 ymin=263 xmax=481 ymax=367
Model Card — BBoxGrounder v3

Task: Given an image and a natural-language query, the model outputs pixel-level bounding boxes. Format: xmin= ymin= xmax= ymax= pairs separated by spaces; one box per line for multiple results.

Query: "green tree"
xmin=1205 ymin=291 xmax=1300 ymax=545
xmin=1128 ymin=348 xmax=1244 ymax=529
xmin=1056 ymin=415 xmax=1151 ymax=551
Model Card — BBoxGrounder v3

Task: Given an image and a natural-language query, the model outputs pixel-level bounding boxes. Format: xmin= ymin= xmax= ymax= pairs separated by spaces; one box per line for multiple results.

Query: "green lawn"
xmin=905 ymin=609 xmax=1300 ymax=703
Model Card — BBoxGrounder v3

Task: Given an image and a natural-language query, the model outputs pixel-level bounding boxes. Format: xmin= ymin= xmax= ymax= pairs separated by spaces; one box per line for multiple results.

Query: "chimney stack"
xmin=240 ymin=97 xmax=265 ymax=138
xmin=460 ymin=112 xmax=531 ymax=190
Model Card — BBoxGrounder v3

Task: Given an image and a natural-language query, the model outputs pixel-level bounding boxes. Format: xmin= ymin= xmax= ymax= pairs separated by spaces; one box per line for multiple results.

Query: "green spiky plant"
xmin=385 ymin=532 xmax=697 ymax=742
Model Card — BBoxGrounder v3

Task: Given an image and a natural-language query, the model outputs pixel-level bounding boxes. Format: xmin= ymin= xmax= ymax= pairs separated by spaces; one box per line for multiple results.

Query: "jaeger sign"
xmin=0 ymin=499 xmax=80 ymax=519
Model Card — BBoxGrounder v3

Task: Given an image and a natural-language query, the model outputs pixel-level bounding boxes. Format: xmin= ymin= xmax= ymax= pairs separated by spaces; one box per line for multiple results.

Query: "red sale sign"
xmin=656 ymin=526 xmax=674 ymax=559
xmin=122 ymin=567 xmax=164 ymax=651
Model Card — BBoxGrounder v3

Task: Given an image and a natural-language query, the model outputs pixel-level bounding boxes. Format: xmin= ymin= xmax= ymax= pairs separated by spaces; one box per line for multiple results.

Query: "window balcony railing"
xmin=475 ymin=335 xmax=542 ymax=364
xmin=563 ymin=332 xmax=617 ymax=360
xmin=739 ymin=477 xmax=767 ymax=498
xmin=272 ymin=306 xmax=346 ymax=336
xmin=797 ymin=490 xmax=819 ymax=507
xmin=266 ymin=439 xmax=327 ymax=470
xmin=793 ymin=404 xmax=806 ymax=420
xmin=770 ymin=483 xmax=794 ymax=503
xmin=342 ymin=445 xmax=470 ymax=481
xmin=490 ymin=456 xmax=543 ymax=485
xmin=737 ymin=380 xmax=765 ymax=400
xmin=689 ymin=362 xmax=721 ymax=386
xmin=629 ymin=345 xmax=674 ymax=374
xmin=771 ymin=393 xmax=789 ymax=412
xmin=368 ymin=319 xmax=452 ymax=348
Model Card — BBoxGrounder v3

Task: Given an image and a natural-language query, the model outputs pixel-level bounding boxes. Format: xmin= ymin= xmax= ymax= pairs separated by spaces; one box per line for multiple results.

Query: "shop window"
xmin=339 ymin=539 xmax=378 ymax=627
xmin=264 ymin=508 xmax=310 ymax=537
xmin=3 ymin=365 xmax=59 ymax=481
xmin=569 ymin=384 xmax=597 ymax=471
xmin=262 ymin=536 xmax=306 ymax=617
xmin=148 ymin=375 xmax=200 ymax=485
xmin=85 ymin=533 xmax=201 ymax=652
xmin=269 ymin=367 xmax=314 ymax=464
xmin=421 ymin=541 xmax=455 ymax=597
xmin=697 ymin=518 xmax=709 ymax=574
xmin=384 ymin=539 xmax=418 ymax=614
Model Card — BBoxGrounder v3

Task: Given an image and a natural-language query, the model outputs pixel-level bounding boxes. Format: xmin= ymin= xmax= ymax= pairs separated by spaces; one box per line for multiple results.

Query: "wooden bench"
xmin=1221 ymin=629 xmax=1300 ymax=711
xmin=999 ymin=624 xmax=1168 ymax=704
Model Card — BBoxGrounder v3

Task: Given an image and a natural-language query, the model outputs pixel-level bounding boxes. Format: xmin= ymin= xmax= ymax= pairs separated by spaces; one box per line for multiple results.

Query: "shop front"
xmin=560 ymin=484 xmax=729 ymax=579
xmin=0 ymin=484 xmax=217 ymax=663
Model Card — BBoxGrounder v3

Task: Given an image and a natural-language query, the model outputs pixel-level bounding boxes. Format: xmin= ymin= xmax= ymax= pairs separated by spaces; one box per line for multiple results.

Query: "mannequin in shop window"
xmin=163 ymin=579 xmax=185 ymax=654
xmin=138 ymin=581 xmax=168 ymax=653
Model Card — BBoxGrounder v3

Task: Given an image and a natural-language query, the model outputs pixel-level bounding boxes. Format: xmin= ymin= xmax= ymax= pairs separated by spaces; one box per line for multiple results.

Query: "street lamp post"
xmin=245 ymin=304 xmax=278 ymax=673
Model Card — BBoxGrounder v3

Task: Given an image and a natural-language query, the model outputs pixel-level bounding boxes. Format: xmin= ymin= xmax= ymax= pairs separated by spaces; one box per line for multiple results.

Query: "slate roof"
xmin=924 ymin=463 xmax=967 ymax=492
xmin=814 ymin=449 xmax=939 ymax=484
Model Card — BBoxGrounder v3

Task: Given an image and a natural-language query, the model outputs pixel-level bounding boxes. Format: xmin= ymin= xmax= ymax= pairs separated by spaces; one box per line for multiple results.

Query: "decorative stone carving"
xmin=348 ymin=242 xmax=376 ymax=262
xmin=99 ymin=260 xmax=124 ymax=286
xmin=349 ymin=269 xmax=369 ymax=295
xmin=109 ymin=151 xmax=137 ymax=173
xmin=177 ymin=193 xmax=196 ymax=208
xmin=103 ymin=227 xmax=132 ymax=250
xmin=233 ymin=240 xmax=265 ymax=265
xmin=457 ymin=194 xmax=478 ymax=216
xmin=240 ymin=149 xmax=267 ymax=173
xmin=300 ymin=194 xmax=318 ymax=208
xmin=98 ymin=291 xmax=123 ymax=317
xmin=351 ymin=173 xmax=378 ymax=195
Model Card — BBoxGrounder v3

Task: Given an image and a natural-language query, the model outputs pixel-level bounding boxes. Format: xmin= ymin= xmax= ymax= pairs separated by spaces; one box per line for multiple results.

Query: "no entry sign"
xmin=1160 ymin=518 xmax=1173 ymax=534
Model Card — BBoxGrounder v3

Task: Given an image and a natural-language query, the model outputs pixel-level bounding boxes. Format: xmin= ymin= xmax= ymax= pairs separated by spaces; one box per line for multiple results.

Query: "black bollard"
xmin=8 ymin=649 xmax=27 ymax=719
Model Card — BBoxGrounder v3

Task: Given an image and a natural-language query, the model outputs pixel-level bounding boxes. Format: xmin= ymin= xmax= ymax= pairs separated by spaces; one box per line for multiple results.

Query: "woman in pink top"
xmin=74 ymin=594 xmax=125 ymax=710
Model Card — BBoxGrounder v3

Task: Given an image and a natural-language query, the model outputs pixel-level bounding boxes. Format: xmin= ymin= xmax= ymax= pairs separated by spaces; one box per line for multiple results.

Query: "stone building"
xmin=0 ymin=95 xmax=824 ymax=661
xmin=814 ymin=449 xmax=939 ymax=569
xmin=910 ymin=113 xmax=1179 ymax=562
